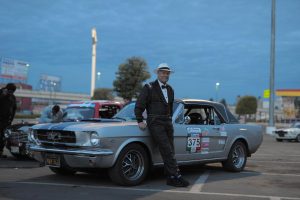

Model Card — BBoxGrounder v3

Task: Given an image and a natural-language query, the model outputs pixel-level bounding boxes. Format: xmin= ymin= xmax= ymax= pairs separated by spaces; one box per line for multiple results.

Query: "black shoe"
xmin=166 ymin=176 xmax=189 ymax=187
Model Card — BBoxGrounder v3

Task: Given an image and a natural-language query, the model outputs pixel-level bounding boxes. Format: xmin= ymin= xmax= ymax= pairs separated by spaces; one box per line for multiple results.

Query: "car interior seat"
xmin=188 ymin=113 xmax=203 ymax=124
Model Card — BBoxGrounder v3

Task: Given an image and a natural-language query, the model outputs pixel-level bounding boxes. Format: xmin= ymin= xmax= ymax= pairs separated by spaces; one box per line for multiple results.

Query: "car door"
xmin=174 ymin=104 xmax=228 ymax=161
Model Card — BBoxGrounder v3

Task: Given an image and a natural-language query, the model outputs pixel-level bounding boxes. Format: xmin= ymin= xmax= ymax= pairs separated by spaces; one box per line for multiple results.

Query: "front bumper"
xmin=29 ymin=145 xmax=115 ymax=168
xmin=275 ymin=133 xmax=297 ymax=140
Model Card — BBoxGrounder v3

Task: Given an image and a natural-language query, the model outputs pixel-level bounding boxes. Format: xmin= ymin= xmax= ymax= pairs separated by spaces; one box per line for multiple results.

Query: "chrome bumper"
xmin=29 ymin=145 xmax=113 ymax=156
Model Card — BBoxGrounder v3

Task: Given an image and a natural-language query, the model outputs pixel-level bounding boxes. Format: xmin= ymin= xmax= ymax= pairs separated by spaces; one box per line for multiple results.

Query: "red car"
xmin=63 ymin=100 xmax=123 ymax=121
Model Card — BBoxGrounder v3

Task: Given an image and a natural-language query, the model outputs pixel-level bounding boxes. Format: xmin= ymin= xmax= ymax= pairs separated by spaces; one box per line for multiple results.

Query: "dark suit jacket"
xmin=134 ymin=80 xmax=174 ymax=123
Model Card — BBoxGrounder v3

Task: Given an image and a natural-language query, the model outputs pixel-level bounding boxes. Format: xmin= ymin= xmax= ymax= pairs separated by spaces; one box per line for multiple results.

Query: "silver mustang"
xmin=29 ymin=99 xmax=263 ymax=186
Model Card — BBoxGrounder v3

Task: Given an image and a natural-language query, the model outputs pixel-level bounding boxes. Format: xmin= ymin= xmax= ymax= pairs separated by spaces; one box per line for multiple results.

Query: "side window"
xmin=184 ymin=104 xmax=224 ymax=125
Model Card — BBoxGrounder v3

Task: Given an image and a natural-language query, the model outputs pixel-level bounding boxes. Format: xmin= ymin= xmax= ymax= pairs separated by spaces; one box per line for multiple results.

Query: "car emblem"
xmin=47 ymin=132 xmax=62 ymax=141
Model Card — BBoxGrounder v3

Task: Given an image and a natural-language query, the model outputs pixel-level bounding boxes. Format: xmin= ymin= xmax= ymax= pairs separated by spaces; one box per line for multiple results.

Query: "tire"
xmin=109 ymin=143 xmax=149 ymax=186
xmin=276 ymin=138 xmax=283 ymax=142
xmin=222 ymin=141 xmax=247 ymax=172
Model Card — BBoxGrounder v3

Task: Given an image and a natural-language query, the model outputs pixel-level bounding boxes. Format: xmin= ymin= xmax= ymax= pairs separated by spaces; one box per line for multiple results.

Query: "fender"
xmin=112 ymin=137 xmax=153 ymax=166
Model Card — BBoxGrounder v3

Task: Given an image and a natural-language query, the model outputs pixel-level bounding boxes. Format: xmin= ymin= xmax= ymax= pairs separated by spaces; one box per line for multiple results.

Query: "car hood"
xmin=32 ymin=121 xmax=137 ymax=132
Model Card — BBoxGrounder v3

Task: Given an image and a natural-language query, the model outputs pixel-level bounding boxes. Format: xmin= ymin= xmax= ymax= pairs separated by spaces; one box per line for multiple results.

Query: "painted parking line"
xmin=14 ymin=181 xmax=300 ymax=200
xmin=242 ymin=171 xmax=300 ymax=177
xmin=189 ymin=170 xmax=210 ymax=192
xmin=248 ymin=160 xmax=300 ymax=164
xmin=255 ymin=154 xmax=300 ymax=157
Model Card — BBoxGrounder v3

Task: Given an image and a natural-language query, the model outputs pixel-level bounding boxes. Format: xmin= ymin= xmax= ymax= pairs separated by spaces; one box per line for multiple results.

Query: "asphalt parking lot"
xmin=0 ymin=133 xmax=299 ymax=200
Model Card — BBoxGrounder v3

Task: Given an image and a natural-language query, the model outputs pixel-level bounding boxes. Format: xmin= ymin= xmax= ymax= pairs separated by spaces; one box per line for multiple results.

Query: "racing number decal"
xmin=186 ymin=128 xmax=202 ymax=153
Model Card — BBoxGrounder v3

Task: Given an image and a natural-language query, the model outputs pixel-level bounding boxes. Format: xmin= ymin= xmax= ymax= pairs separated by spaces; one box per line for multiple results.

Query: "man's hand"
xmin=138 ymin=122 xmax=147 ymax=130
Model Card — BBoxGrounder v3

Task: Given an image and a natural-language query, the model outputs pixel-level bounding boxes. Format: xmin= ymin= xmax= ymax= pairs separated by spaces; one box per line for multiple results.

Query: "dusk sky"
xmin=0 ymin=0 xmax=299 ymax=104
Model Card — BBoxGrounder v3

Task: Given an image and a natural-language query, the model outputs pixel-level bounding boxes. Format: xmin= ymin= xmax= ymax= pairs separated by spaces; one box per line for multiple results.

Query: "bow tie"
xmin=161 ymin=85 xmax=167 ymax=89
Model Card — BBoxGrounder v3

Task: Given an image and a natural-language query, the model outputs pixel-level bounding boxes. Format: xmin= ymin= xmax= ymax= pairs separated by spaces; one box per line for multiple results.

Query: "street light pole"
xmin=216 ymin=82 xmax=220 ymax=102
xmin=267 ymin=0 xmax=276 ymax=134
xmin=91 ymin=28 xmax=98 ymax=98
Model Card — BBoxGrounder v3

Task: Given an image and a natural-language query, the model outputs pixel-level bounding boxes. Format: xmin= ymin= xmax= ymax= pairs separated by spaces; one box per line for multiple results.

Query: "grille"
xmin=9 ymin=131 xmax=28 ymax=143
xmin=36 ymin=130 xmax=76 ymax=144
xmin=275 ymin=130 xmax=287 ymax=137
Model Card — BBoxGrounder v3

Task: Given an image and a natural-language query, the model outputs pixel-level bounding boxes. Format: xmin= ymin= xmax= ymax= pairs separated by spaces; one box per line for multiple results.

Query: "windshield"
xmin=290 ymin=123 xmax=300 ymax=128
xmin=113 ymin=102 xmax=137 ymax=121
xmin=63 ymin=107 xmax=95 ymax=121
xmin=38 ymin=106 xmax=52 ymax=123
xmin=113 ymin=102 xmax=180 ymax=121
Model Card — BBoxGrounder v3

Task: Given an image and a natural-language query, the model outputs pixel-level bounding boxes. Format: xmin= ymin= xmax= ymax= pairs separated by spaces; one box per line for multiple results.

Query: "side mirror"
xmin=184 ymin=116 xmax=191 ymax=124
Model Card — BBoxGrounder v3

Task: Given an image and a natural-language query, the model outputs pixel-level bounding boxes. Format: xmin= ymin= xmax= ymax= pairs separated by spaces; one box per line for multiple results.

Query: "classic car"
xmin=274 ymin=122 xmax=300 ymax=142
xmin=28 ymin=99 xmax=263 ymax=186
xmin=5 ymin=101 xmax=122 ymax=159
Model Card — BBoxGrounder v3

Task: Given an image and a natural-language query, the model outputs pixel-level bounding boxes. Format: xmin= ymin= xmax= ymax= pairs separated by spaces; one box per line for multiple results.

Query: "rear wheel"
xmin=222 ymin=141 xmax=247 ymax=172
xmin=109 ymin=144 xmax=149 ymax=186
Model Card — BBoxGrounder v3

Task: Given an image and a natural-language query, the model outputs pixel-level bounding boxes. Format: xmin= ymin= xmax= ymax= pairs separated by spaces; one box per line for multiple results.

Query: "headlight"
xmin=28 ymin=128 xmax=40 ymax=145
xmin=4 ymin=129 xmax=11 ymax=138
xmin=90 ymin=132 xmax=100 ymax=146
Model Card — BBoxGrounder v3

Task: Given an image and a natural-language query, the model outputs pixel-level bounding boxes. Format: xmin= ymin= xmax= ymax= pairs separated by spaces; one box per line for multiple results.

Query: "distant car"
xmin=63 ymin=100 xmax=123 ymax=121
xmin=274 ymin=122 xmax=300 ymax=142
xmin=29 ymin=99 xmax=263 ymax=186
xmin=5 ymin=101 xmax=123 ymax=159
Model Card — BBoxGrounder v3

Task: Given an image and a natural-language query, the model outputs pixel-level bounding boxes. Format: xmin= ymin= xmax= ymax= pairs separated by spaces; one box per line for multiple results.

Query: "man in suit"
xmin=0 ymin=83 xmax=17 ymax=158
xmin=134 ymin=63 xmax=189 ymax=187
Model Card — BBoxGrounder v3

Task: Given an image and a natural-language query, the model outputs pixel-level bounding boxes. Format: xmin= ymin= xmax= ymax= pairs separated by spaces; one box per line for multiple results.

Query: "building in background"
xmin=0 ymin=57 xmax=32 ymax=112
xmin=39 ymin=74 xmax=61 ymax=92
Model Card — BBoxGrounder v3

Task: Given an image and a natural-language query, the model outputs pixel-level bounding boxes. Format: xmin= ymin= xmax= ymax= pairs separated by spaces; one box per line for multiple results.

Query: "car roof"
xmin=67 ymin=100 xmax=122 ymax=108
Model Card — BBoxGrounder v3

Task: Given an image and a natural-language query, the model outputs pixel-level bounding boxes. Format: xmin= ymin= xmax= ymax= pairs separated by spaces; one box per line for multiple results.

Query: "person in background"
xmin=0 ymin=83 xmax=17 ymax=158
xmin=51 ymin=105 xmax=63 ymax=123
xmin=134 ymin=63 xmax=189 ymax=187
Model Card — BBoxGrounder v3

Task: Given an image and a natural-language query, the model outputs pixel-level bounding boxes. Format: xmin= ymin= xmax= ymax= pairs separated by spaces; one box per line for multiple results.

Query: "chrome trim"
xmin=29 ymin=145 xmax=113 ymax=156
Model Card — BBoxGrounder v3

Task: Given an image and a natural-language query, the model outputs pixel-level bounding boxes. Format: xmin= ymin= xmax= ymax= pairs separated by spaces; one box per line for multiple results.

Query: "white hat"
xmin=154 ymin=63 xmax=174 ymax=74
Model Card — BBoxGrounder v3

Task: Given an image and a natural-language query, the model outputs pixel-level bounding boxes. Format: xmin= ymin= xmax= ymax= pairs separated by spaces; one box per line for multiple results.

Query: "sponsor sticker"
xmin=219 ymin=139 xmax=226 ymax=145
xmin=220 ymin=131 xmax=227 ymax=137
xmin=201 ymin=128 xmax=209 ymax=136
xmin=201 ymin=148 xmax=209 ymax=154
xmin=187 ymin=127 xmax=201 ymax=134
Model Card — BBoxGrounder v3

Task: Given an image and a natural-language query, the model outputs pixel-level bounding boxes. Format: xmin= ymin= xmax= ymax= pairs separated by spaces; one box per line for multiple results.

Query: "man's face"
xmin=157 ymin=70 xmax=171 ymax=84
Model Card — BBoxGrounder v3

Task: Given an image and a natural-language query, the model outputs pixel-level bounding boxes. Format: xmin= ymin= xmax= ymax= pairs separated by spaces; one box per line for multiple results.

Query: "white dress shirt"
xmin=158 ymin=80 xmax=168 ymax=103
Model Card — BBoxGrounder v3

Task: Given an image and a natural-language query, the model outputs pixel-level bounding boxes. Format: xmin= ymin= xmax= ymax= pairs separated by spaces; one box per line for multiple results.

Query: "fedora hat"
xmin=154 ymin=63 xmax=174 ymax=74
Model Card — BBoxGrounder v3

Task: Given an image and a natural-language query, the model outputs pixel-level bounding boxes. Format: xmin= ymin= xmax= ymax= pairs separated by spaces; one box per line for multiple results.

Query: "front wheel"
xmin=109 ymin=144 xmax=149 ymax=186
xmin=222 ymin=141 xmax=247 ymax=172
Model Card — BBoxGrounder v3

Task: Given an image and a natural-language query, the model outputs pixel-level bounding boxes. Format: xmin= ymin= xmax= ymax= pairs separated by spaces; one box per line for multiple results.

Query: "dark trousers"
xmin=148 ymin=117 xmax=179 ymax=177
xmin=0 ymin=121 xmax=8 ymax=153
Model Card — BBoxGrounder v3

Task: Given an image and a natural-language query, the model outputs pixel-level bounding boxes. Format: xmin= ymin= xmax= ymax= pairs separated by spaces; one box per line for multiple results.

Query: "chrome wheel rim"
xmin=232 ymin=144 xmax=245 ymax=169
xmin=121 ymin=150 xmax=144 ymax=181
